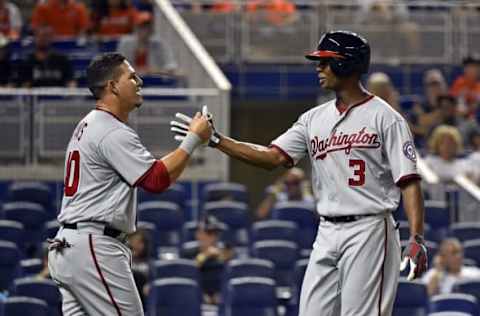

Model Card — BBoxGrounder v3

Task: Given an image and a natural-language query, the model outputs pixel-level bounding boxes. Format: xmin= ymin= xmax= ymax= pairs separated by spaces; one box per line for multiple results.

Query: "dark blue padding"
xmin=226 ymin=277 xmax=277 ymax=316
xmin=3 ymin=296 xmax=48 ymax=316
xmin=0 ymin=241 xmax=21 ymax=291
xmin=154 ymin=259 xmax=199 ymax=282
xmin=148 ymin=278 xmax=201 ymax=316
xmin=13 ymin=278 xmax=61 ymax=316
xmin=429 ymin=293 xmax=479 ymax=315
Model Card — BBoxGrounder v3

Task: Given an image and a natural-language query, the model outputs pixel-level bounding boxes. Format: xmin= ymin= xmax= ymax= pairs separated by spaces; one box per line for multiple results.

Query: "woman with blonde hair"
xmin=424 ymin=125 xmax=468 ymax=182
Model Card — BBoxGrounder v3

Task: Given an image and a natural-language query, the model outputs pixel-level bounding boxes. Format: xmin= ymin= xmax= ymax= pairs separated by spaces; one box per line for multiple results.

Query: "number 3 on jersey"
xmin=65 ymin=150 xmax=80 ymax=196
xmin=348 ymin=159 xmax=365 ymax=186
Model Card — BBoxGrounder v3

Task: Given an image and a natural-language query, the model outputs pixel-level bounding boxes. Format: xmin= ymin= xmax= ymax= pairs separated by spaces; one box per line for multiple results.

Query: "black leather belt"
xmin=319 ymin=214 xmax=377 ymax=223
xmin=63 ymin=223 xmax=123 ymax=239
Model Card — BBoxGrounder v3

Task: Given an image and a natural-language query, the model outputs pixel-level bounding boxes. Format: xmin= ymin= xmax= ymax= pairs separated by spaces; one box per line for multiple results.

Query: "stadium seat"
xmin=224 ymin=277 xmax=278 ymax=316
xmin=148 ymin=277 xmax=202 ymax=316
xmin=19 ymin=259 xmax=43 ymax=277
xmin=271 ymin=201 xmax=318 ymax=251
xmin=154 ymin=259 xmax=199 ymax=282
xmin=463 ymin=240 xmax=480 ymax=267
xmin=138 ymin=183 xmax=187 ymax=208
xmin=450 ymin=223 xmax=480 ymax=243
xmin=424 ymin=200 xmax=450 ymax=231
xmin=202 ymin=182 xmax=248 ymax=203
xmin=225 ymin=258 xmax=275 ymax=281
xmin=138 ymin=201 xmax=183 ymax=254
xmin=3 ymin=296 xmax=48 ymax=316
xmin=251 ymin=240 xmax=298 ymax=287
xmin=0 ymin=241 xmax=21 ymax=291
xmin=286 ymin=258 xmax=309 ymax=316
xmin=251 ymin=220 xmax=299 ymax=245
xmin=454 ymin=280 xmax=480 ymax=304
xmin=428 ymin=313 xmax=472 ymax=316
xmin=7 ymin=182 xmax=52 ymax=212
xmin=136 ymin=221 xmax=157 ymax=256
xmin=393 ymin=279 xmax=428 ymax=316
xmin=429 ymin=293 xmax=479 ymax=315
xmin=203 ymin=201 xmax=250 ymax=246
xmin=43 ymin=220 xmax=60 ymax=240
xmin=12 ymin=278 xmax=61 ymax=316
xmin=2 ymin=202 xmax=48 ymax=247
xmin=0 ymin=220 xmax=24 ymax=249
xmin=398 ymin=221 xmax=436 ymax=242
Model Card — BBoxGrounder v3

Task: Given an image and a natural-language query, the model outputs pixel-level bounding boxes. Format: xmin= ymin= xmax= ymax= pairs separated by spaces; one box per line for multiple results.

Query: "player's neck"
xmin=95 ymin=100 xmax=129 ymax=123
xmin=335 ymin=83 xmax=370 ymax=107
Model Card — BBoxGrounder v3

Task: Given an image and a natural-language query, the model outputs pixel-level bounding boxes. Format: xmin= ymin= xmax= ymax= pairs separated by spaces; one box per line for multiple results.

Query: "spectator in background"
xmin=436 ymin=94 xmax=479 ymax=143
xmin=17 ymin=27 xmax=76 ymax=87
xmin=450 ymin=56 xmax=480 ymax=117
xmin=0 ymin=0 xmax=22 ymax=40
xmin=190 ymin=215 xmax=233 ymax=304
xmin=92 ymin=0 xmax=138 ymax=37
xmin=367 ymin=72 xmax=400 ymax=111
xmin=423 ymin=238 xmax=480 ymax=296
xmin=464 ymin=129 xmax=480 ymax=184
xmin=117 ymin=12 xmax=178 ymax=76
xmin=256 ymin=167 xmax=314 ymax=220
xmin=424 ymin=125 xmax=468 ymax=183
xmin=246 ymin=0 xmax=297 ymax=26
xmin=31 ymin=0 xmax=90 ymax=38
xmin=0 ymin=35 xmax=13 ymax=86
xmin=410 ymin=69 xmax=449 ymax=145
xmin=129 ymin=229 xmax=152 ymax=308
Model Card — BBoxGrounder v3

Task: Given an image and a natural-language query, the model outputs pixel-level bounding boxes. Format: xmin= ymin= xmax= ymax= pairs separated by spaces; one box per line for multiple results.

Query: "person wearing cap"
xmin=450 ymin=56 xmax=480 ymax=116
xmin=116 ymin=12 xmax=178 ymax=76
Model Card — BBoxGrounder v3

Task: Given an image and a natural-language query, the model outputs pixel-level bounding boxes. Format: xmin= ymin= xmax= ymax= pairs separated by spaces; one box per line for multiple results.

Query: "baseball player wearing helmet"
xmin=47 ymin=53 xmax=212 ymax=316
xmin=171 ymin=30 xmax=427 ymax=315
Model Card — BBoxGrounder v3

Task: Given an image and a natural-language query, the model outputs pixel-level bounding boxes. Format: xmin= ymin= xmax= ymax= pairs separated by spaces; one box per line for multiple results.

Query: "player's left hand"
xmin=400 ymin=234 xmax=428 ymax=281
xmin=170 ymin=105 xmax=221 ymax=147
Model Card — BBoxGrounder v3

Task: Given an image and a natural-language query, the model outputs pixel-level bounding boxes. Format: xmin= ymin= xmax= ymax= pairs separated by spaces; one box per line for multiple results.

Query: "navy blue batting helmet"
xmin=306 ymin=30 xmax=370 ymax=77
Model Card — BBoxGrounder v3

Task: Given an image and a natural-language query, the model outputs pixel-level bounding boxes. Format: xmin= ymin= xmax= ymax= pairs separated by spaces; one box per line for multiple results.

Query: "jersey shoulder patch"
xmin=403 ymin=140 xmax=417 ymax=162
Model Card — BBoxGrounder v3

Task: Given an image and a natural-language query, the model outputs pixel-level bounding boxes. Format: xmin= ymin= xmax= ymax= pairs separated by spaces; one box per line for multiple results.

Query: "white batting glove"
xmin=170 ymin=105 xmax=221 ymax=147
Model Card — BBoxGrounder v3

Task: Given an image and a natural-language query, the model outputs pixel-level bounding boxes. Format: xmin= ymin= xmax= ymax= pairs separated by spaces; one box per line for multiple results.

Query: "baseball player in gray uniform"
xmin=171 ymin=31 xmax=428 ymax=315
xmin=47 ymin=53 xmax=212 ymax=316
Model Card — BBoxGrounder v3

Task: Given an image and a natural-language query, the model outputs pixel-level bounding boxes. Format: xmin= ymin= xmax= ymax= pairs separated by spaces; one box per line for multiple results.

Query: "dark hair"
xmin=463 ymin=55 xmax=480 ymax=66
xmin=436 ymin=94 xmax=456 ymax=106
xmin=86 ymin=53 xmax=126 ymax=99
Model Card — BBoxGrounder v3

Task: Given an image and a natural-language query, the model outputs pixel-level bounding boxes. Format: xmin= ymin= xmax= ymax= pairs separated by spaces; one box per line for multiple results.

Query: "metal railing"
xmin=173 ymin=1 xmax=480 ymax=65
xmin=0 ymin=88 xmax=228 ymax=181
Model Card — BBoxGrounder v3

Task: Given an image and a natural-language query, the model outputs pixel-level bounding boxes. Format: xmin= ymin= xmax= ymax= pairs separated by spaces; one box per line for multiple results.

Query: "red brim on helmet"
xmin=305 ymin=50 xmax=345 ymax=60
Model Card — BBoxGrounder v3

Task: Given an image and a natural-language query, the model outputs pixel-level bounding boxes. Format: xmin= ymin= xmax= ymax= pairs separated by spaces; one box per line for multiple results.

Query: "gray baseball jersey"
xmin=57 ymin=109 xmax=155 ymax=233
xmin=271 ymin=95 xmax=418 ymax=315
xmin=272 ymin=95 xmax=420 ymax=216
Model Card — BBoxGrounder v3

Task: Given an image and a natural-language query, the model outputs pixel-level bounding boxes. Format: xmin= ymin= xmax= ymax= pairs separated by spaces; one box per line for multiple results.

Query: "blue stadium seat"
xmin=138 ymin=183 xmax=187 ymax=208
xmin=428 ymin=313 xmax=472 ymax=316
xmin=287 ymin=258 xmax=309 ymax=316
xmin=225 ymin=277 xmax=278 ymax=316
xmin=180 ymin=240 xmax=200 ymax=259
xmin=454 ymin=280 xmax=480 ymax=304
xmin=148 ymin=278 xmax=201 ymax=316
xmin=7 ymin=182 xmax=52 ymax=212
xmin=0 ymin=220 xmax=24 ymax=249
xmin=3 ymin=296 xmax=48 ymax=316
xmin=271 ymin=201 xmax=318 ymax=251
xmin=393 ymin=279 xmax=428 ymax=316
xmin=424 ymin=200 xmax=450 ymax=231
xmin=450 ymin=223 xmax=480 ymax=243
xmin=12 ymin=278 xmax=61 ymax=316
xmin=225 ymin=258 xmax=275 ymax=281
xmin=138 ymin=201 xmax=183 ymax=253
xmin=43 ymin=220 xmax=60 ymax=240
xmin=251 ymin=240 xmax=298 ymax=287
xmin=136 ymin=221 xmax=157 ymax=256
xmin=429 ymin=293 xmax=479 ymax=315
xmin=463 ymin=240 xmax=480 ymax=267
xmin=154 ymin=259 xmax=199 ymax=282
xmin=398 ymin=221 xmax=436 ymax=242
xmin=203 ymin=201 xmax=250 ymax=246
xmin=2 ymin=202 xmax=48 ymax=247
xmin=203 ymin=182 xmax=248 ymax=203
xmin=0 ymin=241 xmax=21 ymax=291
xmin=19 ymin=259 xmax=43 ymax=277
xmin=251 ymin=220 xmax=299 ymax=246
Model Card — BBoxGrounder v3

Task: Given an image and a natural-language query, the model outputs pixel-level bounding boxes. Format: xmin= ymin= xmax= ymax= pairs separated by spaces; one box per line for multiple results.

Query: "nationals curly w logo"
xmin=311 ymin=127 xmax=381 ymax=160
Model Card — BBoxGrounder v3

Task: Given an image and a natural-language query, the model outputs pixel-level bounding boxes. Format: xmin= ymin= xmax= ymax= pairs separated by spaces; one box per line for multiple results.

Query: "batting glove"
xmin=170 ymin=105 xmax=221 ymax=147
xmin=400 ymin=234 xmax=428 ymax=281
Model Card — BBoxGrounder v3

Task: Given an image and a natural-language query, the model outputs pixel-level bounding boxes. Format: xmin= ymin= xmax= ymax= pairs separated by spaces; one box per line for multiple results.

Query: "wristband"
xmin=179 ymin=132 xmax=202 ymax=155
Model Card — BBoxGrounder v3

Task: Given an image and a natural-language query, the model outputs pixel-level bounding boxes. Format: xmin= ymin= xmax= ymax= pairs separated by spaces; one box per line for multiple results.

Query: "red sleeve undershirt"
xmin=136 ymin=160 xmax=171 ymax=193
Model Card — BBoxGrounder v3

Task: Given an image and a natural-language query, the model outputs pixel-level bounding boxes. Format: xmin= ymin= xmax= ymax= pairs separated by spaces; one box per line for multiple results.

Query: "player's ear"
xmin=108 ymin=80 xmax=119 ymax=95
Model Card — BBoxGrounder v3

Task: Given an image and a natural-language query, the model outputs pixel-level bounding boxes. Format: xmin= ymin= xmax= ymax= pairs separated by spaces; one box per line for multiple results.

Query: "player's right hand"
xmin=400 ymin=234 xmax=428 ymax=281
xmin=189 ymin=112 xmax=212 ymax=142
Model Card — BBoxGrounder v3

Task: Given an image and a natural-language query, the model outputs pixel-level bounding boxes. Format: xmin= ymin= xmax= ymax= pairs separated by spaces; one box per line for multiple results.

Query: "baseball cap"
xmin=199 ymin=215 xmax=227 ymax=233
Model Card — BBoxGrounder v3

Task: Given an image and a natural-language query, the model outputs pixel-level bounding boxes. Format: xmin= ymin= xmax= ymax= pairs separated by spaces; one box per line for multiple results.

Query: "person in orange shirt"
xmin=92 ymin=0 xmax=138 ymax=37
xmin=246 ymin=0 xmax=296 ymax=26
xmin=211 ymin=1 xmax=238 ymax=13
xmin=31 ymin=0 xmax=90 ymax=38
xmin=450 ymin=56 xmax=480 ymax=117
